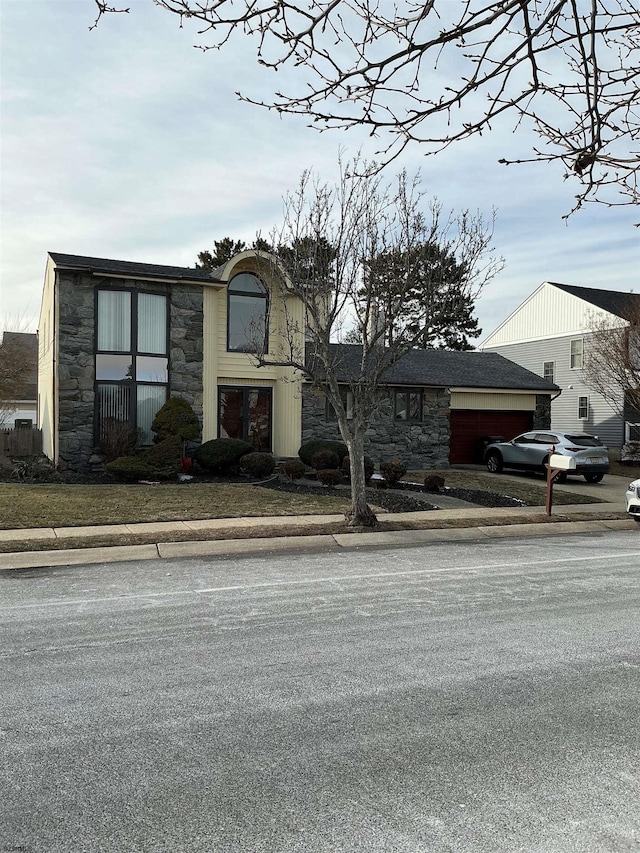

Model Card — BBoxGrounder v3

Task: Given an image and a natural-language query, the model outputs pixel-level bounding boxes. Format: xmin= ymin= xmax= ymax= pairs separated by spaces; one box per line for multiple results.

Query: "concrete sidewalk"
xmin=0 ymin=499 xmax=636 ymax=571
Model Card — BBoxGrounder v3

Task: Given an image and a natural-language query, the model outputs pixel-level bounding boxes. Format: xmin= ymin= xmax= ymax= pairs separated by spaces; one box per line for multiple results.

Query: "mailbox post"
xmin=545 ymin=449 xmax=576 ymax=515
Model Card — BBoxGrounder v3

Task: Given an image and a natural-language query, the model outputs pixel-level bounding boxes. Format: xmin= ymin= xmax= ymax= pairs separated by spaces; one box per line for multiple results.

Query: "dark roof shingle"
xmin=49 ymin=252 xmax=217 ymax=283
xmin=312 ymin=344 xmax=558 ymax=391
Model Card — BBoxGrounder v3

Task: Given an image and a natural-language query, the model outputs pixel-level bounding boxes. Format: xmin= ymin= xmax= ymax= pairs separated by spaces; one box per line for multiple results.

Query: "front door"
xmin=218 ymin=386 xmax=272 ymax=451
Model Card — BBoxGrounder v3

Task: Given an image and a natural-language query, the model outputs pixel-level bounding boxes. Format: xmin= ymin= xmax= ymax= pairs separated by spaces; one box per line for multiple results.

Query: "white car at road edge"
xmin=625 ymin=478 xmax=640 ymax=521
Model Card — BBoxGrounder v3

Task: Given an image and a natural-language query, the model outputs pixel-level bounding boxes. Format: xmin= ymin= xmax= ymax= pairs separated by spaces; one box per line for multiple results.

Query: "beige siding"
xmin=480 ymin=282 xmax=622 ymax=347
xmin=201 ymin=254 xmax=303 ymax=453
xmin=450 ymin=391 xmax=537 ymax=411
xmin=37 ymin=257 xmax=57 ymax=461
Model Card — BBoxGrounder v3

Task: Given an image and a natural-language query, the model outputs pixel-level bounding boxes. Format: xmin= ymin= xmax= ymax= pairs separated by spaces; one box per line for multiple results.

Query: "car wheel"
xmin=486 ymin=451 xmax=503 ymax=474
xmin=634 ymin=516 xmax=640 ymax=525
xmin=554 ymin=472 xmax=568 ymax=484
xmin=584 ymin=473 xmax=604 ymax=483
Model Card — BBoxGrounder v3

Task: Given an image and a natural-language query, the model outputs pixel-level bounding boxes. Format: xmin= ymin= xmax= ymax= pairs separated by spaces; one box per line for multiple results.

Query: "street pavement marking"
xmin=3 ymin=548 xmax=640 ymax=611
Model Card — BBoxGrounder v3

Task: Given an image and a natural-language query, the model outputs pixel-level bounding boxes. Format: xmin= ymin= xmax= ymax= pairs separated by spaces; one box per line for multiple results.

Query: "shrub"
xmin=298 ymin=440 xmax=348 ymax=467
xmin=423 ymin=474 xmax=445 ymax=492
xmin=99 ymin=418 xmax=140 ymax=462
xmin=380 ymin=458 xmax=407 ymax=487
xmin=341 ymin=455 xmax=375 ymax=484
xmin=141 ymin=435 xmax=183 ymax=478
xmin=151 ymin=397 xmax=200 ymax=443
xmin=240 ymin=452 xmax=276 ymax=478
xmin=106 ymin=456 xmax=156 ymax=482
xmin=280 ymin=459 xmax=306 ymax=482
xmin=193 ymin=438 xmax=253 ymax=474
xmin=311 ymin=449 xmax=340 ymax=470
xmin=316 ymin=468 xmax=343 ymax=488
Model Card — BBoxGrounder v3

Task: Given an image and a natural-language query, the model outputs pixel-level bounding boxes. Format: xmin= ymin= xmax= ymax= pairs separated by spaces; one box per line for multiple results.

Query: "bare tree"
xmin=583 ymin=304 xmax=640 ymax=416
xmin=0 ymin=330 xmax=36 ymax=427
xmin=93 ymin=0 xmax=640 ymax=213
xmin=248 ymin=156 xmax=501 ymax=527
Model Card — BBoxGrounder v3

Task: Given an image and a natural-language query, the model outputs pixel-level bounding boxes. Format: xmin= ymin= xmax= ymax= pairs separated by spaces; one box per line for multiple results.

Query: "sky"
xmin=1 ymin=0 xmax=638 ymax=343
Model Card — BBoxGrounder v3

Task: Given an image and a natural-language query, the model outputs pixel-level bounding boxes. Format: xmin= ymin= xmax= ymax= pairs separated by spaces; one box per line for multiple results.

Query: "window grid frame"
xmin=393 ymin=388 xmax=424 ymax=423
xmin=94 ymin=286 xmax=170 ymax=446
xmin=226 ymin=273 xmax=269 ymax=354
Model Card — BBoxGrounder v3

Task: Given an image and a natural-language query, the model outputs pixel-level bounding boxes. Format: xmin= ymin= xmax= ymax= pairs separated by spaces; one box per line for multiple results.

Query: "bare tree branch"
xmin=90 ymin=0 xmax=640 ymax=213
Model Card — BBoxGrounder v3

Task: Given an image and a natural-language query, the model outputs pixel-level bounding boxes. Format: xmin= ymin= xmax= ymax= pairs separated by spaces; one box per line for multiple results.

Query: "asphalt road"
xmin=2 ymin=532 xmax=640 ymax=852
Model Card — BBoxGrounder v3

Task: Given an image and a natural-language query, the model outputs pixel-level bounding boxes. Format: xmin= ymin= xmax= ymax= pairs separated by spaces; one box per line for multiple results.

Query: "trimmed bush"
xmin=298 ymin=440 xmax=348 ymax=467
xmin=193 ymin=438 xmax=253 ymax=474
xmin=106 ymin=456 xmax=155 ymax=482
xmin=316 ymin=468 xmax=343 ymax=488
xmin=341 ymin=455 xmax=375 ymax=484
xmin=240 ymin=452 xmax=276 ymax=478
xmin=379 ymin=458 xmax=407 ymax=487
xmin=139 ymin=435 xmax=183 ymax=479
xmin=311 ymin=449 xmax=340 ymax=470
xmin=281 ymin=460 xmax=306 ymax=482
xmin=151 ymin=397 xmax=200 ymax=443
xmin=143 ymin=434 xmax=183 ymax=468
xmin=423 ymin=474 xmax=445 ymax=492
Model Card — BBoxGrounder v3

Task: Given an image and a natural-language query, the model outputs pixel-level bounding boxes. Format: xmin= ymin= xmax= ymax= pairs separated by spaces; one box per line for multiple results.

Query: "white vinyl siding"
xmin=479 ymin=281 xmax=624 ymax=347
xmin=479 ymin=336 xmax=624 ymax=449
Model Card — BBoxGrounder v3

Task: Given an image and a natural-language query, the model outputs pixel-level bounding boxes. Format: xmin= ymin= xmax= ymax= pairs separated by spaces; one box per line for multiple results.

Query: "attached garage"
xmin=449 ymin=410 xmax=533 ymax=464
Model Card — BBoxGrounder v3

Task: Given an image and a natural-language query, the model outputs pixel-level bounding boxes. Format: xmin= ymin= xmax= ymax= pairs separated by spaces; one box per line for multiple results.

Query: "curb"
xmin=0 ymin=517 xmax=636 ymax=571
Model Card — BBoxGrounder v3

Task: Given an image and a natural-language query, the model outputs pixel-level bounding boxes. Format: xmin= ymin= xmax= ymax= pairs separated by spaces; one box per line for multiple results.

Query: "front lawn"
xmin=1 ymin=467 xmax=603 ymax=531
xmin=0 ymin=483 xmax=352 ymax=530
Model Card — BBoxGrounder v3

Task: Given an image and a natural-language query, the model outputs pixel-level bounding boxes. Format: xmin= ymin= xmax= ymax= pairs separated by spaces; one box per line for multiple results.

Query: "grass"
xmin=1 ymin=467 xmax=610 ymax=532
xmin=0 ymin=482 xmax=352 ymax=530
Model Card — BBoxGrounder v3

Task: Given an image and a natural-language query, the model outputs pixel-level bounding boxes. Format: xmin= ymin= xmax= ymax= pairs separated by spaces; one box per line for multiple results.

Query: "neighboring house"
xmin=479 ymin=282 xmax=640 ymax=450
xmin=1 ymin=331 xmax=38 ymax=429
xmin=38 ymin=251 xmax=557 ymax=471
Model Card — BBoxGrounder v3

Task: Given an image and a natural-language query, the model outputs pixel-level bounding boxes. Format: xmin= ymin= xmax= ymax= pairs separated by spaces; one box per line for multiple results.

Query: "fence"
xmin=0 ymin=428 xmax=43 ymax=459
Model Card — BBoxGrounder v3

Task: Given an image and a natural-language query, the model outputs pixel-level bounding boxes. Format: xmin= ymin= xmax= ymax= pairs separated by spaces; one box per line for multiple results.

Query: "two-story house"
xmin=38 ymin=251 xmax=558 ymax=471
xmin=479 ymin=282 xmax=640 ymax=451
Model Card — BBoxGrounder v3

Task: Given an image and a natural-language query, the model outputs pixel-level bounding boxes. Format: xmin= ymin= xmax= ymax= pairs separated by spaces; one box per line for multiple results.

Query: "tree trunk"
xmin=343 ymin=428 xmax=378 ymax=528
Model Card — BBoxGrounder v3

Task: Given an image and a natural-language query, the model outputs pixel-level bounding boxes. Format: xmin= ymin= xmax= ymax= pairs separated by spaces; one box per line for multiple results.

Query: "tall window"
xmin=95 ymin=290 xmax=168 ymax=445
xmin=394 ymin=388 xmax=423 ymax=422
xmin=227 ymin=273 xmax=268 ymax=353
xmin=570 ymin=339 xmax=583 ymax=369
xmin=543 ymin=361 xmax=555 ymax=383
xmin=218 ymin=386 xmax=272 ymax=451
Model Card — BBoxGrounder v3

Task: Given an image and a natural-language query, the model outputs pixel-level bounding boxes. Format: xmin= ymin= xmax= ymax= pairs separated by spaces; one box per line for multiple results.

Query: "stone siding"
xmin=301 ymin=385 xmax=451 ymax=470
xmin=56 ymin=272 xmax=203 ymax=471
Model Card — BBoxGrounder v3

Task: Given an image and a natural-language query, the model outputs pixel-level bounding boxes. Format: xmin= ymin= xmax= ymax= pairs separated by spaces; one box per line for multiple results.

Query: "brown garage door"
xmin=450 ymin=410 xmax=533 ymax=464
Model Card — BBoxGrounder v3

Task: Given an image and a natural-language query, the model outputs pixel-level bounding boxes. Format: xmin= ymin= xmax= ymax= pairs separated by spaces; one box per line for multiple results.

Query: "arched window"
xmin=227 ymin=273 xmax=268 ymax=353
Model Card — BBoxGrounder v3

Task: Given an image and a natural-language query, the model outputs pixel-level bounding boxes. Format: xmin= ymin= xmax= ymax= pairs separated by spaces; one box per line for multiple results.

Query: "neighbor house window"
xmin=543 ymin=361 xmax=555 ymax=383
xmin=326 ymin=387 xmax=354 ymax=420
xmin=570 ymin=339 xmax=583 ymax=369
xmin=394 ymin=389 xmax=423 ymax=422
xmin=578 ymin=396 xmax=589 ymax=419
xmin=227 ymin=273 xmax=268 ymax=353
xmin=218 ymin=386 xmax=272 ymax=451
xmin=95 ymin=289 xmax=168 ymax=445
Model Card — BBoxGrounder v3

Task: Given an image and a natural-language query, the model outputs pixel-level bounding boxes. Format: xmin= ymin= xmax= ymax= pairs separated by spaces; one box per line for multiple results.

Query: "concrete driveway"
xmin=479 ymin=468 xmax=630 ymax=505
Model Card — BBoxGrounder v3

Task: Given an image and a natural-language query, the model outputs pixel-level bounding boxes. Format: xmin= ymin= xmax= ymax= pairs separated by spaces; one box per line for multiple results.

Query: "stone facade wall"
xmin=301 ymin=385 xmax=451 ymax=470
xmin=533 ymin=394 xmax=552 ymax=430
xmin=56 ymin=272 xmax=203 ymax=471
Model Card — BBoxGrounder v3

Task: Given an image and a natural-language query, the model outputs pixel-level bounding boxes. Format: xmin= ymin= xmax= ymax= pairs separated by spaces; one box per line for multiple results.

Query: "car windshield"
xmin=564 ymin=434 xmax=603 ymax=447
